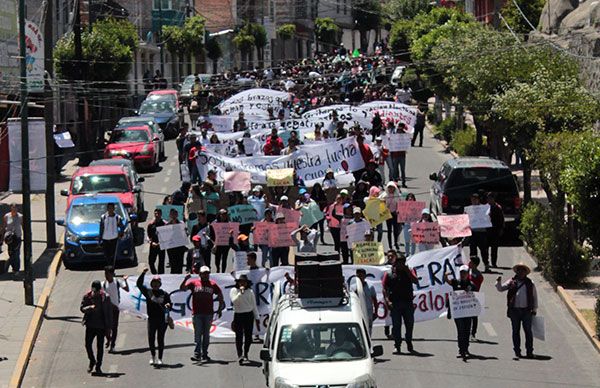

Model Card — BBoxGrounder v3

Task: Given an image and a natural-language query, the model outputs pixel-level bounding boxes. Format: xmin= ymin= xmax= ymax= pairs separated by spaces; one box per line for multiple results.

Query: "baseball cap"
xmin=252 ymin=185 xmax=263 ymax=192
xmin=238 ymin=234 xmax=249 ymax=241
xmin=340 ymin=189 xmax=349 ymax=196
xmin=275 ymin=212 xmax=285 ymax=220
xmin=200 ymin=266 xmax=211 ymax=273
xmin=299 ymin=188 xmax=307 ymax=195
xmin=192 ymin=235 xmax=201 ymax=242
xmin=219 ymin=208 xmax=228 ymax=214
xmin=375 ymin=136 xmax=382 ymax=141
xmin=353 ymin=207 xmax=362 ymax=214
xmin=459 ymin=265 xmax=470 ymax=273
xmin=280 ymin=195 xmax=289 ymax=201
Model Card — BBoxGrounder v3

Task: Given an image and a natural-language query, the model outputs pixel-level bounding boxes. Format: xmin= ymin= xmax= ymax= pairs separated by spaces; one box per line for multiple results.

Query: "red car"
xmin=60 ymin=165 xmax=144 ymax=215
xmin=104 ymin=126 xmax=159 ymax=171
xmin=147 ymin=89 xmax=181 ymax=110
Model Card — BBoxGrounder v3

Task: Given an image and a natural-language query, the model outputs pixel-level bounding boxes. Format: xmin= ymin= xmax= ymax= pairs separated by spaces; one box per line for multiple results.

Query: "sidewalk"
xmin=0 ymin=160 xmax=75 ymax=388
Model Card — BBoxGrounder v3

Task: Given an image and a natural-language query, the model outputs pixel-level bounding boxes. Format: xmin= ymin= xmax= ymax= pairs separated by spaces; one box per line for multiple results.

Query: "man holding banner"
xmin=444 ymin=266 xmax=478 ymax=360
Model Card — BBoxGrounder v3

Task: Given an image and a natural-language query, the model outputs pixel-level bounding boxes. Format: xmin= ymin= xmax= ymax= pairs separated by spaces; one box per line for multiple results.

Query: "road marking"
xmin=105 ymin=364 xmax=118 ymax=381
xmin=483 ymin=322 xmax=497 ymax=337
xmin=116 ymin=333 xmax=127 ymax=350
xmin=164 ymin=176 xmax=171 ymax=183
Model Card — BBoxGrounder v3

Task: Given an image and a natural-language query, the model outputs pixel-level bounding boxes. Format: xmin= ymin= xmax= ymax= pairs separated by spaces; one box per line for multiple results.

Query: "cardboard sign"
xmin=346 ymin=221 xmax=372 ymax=247
xmin=363 ymin=198 xmax=392 ymax=227
xmin=156 ymin=223 xmax=189 ymax=250
xmin=266 ymin=168 xmax=294 ymax=187
xmin=387 ymin=133 xmax=412 ymax=152
xmin=253 ymin=221 xmax=272 ymax=245
xmin=156 ymin=205 xmax=184 ymax=221
xmin=397 ymin=201 xmax=427 ymax=223
xmin=268 ymin=222 xmax=297 ymax=247
xmin=233 ymin=251 xmax=263 ymax=272
xmin=410 ymin=222 xmax=440 ymax=244
xmin=212 ymin=222 xmax=240 ymax=246
xmin=274 ymin=206 xmax=302 ymax=226
xmin=299 ymin=201 xmax=324 ymax=226
xmin=224 ymin=171 xmax=252 ymax=193
xmin=449 ymin=291 xmax=485 ymax=319
xmin=228 ymin=204 xmax=259 ymax=225
xmin=437 ymin=214 xmax=472 ymax=238
xmin=352 ymin=241 xmax=385 ymax=265
xmin=464 ymin=204 xmax=492 ymax=229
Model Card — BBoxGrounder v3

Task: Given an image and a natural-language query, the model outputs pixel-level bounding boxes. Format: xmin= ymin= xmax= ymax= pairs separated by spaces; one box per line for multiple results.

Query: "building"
xmin=463 ymin=0 xmax=506 ymax=26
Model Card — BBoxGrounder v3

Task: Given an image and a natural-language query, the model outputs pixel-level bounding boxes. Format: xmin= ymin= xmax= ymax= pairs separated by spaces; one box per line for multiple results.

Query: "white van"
xmin=260 ymin=284 xmax=382 ymax=388
xmin=390 ymin=65 xmax=406 ymax=87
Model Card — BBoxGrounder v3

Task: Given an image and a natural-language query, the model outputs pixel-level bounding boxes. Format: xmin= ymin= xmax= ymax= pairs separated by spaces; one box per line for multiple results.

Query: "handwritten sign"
xmin=397 ymin=201 xmax=427 ymax=223
xmin=268 ymin=222 xmax=297 ymax=247
xmin=299 ymin=201 xmax=324 ymax=226
xmin=156 ymin=223 xmax=189 ymax=250
xmin=449 ymin=291 xmax=485 ymax=319
xmin=410 ymin=222 xmax=439 ymax=244
xmin=274 ymin=206 xmax=302 ymax=226
xmin=346 ymin=221 xmax=372 ymax=247
xmin=156 ymin=205 xmax=184 ymax=221
xmin=253 ymin=221 xmax=272 ymax=245
xmin=224 ymin=171 xmax=251 ymax=193
xmin=387 ymin=133 xmax=412 ymax=152
xmin=352 ymin=242 xmax=385 ymax=265
xmin=363 ymin=198 xmax=392 ymax=227
xmin=228 ymin=204 xmax=259 ymax=225
xmin=212 ymin=222 xmax=240 ymax=246
xmin=464 ymin=205 xmax=492 ymax=229
xmin=266 ymin=168 xmax=294 ymax=187
xmin=437 ymin=214 xmax=472 ymax=238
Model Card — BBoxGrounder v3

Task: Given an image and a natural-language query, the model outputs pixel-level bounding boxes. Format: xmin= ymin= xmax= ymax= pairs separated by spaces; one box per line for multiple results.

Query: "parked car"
xmin=147 ymin=89 xmax=181 ymax=110
xmin=115 ymin=116 xmax=165 ymax=160
xmin=56 ymin=195 xmax=137 ymax=269
xmin=60 ymin=165 xmax=144 ymax=215
xmin=429 ymin=156 xmax=521 ymax=223
xmin=104 ymin=126 xmax=159 ymax=171
xmin=390 ymin=65 xmax=406 ymax=87
xmin=138 ymin=99 xmax=180 ymax=139
xmin=89 ymin=158 xmax=144 ymax=211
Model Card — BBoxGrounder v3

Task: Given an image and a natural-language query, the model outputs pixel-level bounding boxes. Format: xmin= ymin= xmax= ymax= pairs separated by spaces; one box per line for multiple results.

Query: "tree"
xmin=233 ymin=30 xmax=255 ymax=69
xmin=388 ymin=19 xmax=413 ymax=58
xmin=206 ymin=37 xmax=222 ymax=74
xmin=314 ymin=17 xmax=340 ymax=53
xmin=277 ymin=24 xmax=296 ymax=61
xmin=351 ymin=0 xmax=381 ymax=53
xmin=383 ymin=0 xmax=431 ymax=22
xmin=248 ymin=23 xmax=268 ymax=68
xmin=162 ymin=16 xmax=206 ymax=75
xmin=500 ymin=0 xmax=545 ymax=36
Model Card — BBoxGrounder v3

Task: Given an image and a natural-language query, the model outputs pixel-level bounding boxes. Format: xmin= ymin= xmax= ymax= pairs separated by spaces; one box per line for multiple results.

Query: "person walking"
xmin=382 ymin=254 xmax=418 ymax=354
xmin=468 ymin=256 xmax=484 ymax=341
xmin=487 ymin=192 xmax=505 ymax=268
xmin=380 ymin=182 xmax=401 ymax=250
xmin=166 ymin=208 xmax=186 ymax=274
xmin=210 ymin=209 xmax=232 ymax=273
xmin=411 ymin=105 xmax=426 ymax=147
xmin=1 ymin=203 xmax=23 ymax=273
xmin=180 ymin=266 xmax=225 ymax=362
xmin=444 ymin=265 xmax=477 ymax=360
xmin=351 ymin=268 xmax=378 ymax=336
xmin=137 ymin=268 xmax=172 ymax=366
xmin=401 ymin=193 xmax=417 ymax=256
xmin=290 ymin=225 xmax=319 ymax=253
xmin=230 ymin=274 xmax=260 ymax=364
xmin=99 ymin=203 xmax=124 ymax=266
xmin=102 ymin=266 xmax=129 ymax=353
xmin=496 ymin=263 xmax=538 ymax=358
xmin=389 ymin=122 xmax=409 ymax=188
xmin=271 ymin=213 xmax=291 ymax=266
xmin=467 ymin=193 xmax=490 ymax=272
xmin=147 ymin=208 xmax=167 ymax=274
xmin=80 ymin=280 xmax=113 ymax=374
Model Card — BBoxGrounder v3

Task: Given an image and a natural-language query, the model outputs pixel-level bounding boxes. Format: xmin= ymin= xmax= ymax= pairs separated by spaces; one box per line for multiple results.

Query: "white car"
xmin=260 ymin=285 xmax=382 ymax=388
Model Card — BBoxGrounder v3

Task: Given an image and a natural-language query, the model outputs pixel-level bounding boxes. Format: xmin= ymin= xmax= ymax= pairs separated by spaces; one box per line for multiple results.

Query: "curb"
xmin=9 ymin=246 xmax=63 ymax=388
xmin=556 ymin=286 xmax=600 ymax=354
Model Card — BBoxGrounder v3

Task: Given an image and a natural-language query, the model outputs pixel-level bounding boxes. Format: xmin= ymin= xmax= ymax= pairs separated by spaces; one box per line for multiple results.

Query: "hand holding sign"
xmin=397 ymin=201 xmax=427 ymax=223
xmin=410 ymin=222 xmax=440 ymax=244
xmin=266 ymin=168 xmax=294 ymax=187
xmin=212 ymin=222 xmax=240 ymax=246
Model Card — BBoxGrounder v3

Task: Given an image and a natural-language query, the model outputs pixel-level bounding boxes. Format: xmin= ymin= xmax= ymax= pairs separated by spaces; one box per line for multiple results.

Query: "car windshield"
xmin=111 ymin=130 xmax=149 ymax=143
xmin=276 ymin=323 xmax=366 ymax=362
xmin=448 ymin=168 xmax=517 ymax=194
xmin=68 ymin=203 xmax=126 ymax=225
xmin=147 ymin=94 xmax=176 ymax=103
xmin=139 ymin=100 xmax=175 ymax=114
xmin=72 ymin=174 xmax=130 ymax=194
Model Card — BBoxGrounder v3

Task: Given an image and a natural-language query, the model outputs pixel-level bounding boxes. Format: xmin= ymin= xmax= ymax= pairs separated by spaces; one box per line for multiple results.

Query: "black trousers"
xmin=102 ymin=238 xmax=118 ymax=266
xmin=148 ymin=245 xmax=165 ymax=274
xmin=109 ymin=305 xmax=120 ymax=348
xmin=148 ymin=319 xmax=167 ymax=359
xmin=215 ymin=246 xmax=230 ymax=272
xmin=233 ymin=312 xmax=254 ymax=357
xmin=330 ymin=227 xmax=341 ymax=252
xmin=471 ymin=316 xmax=478 ymax=336
xmin=340 ymin=242 xmax=350 ymax=264
xmin=488 ymin=228 xmax=501 ymax=267
xmin=167 ymin=246 xmax=186 ymax=274
xmin=454 ymin=317 xmax=472 ymax=354
xmin=386 ymin=213 xmax=400 ymax=248
xmin=412 ymin=125 xmax=424 ymax=147
xmin=271 ymin=247 xmax=289 ymax=267
xmin=85 ymin=327 xmax=105 ymax=366
xmin=469 ymin=231 xmax=489 ymax=267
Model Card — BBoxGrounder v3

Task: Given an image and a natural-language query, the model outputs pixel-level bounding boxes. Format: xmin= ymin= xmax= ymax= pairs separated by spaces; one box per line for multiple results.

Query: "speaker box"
xmin=295 ymin=252 xmax=318 ymax=264
xmin=317 ymin=251 xmax=340 ymax=262
xmin=298 ymin=278 xmax=321 ymax=298
xmin=295 ymin=260 xmax=320 ymax=279
xmin=319 ymin=260 xmax=343 ymax=279
xmin=320 ymin=277 xmax=345 ymax=298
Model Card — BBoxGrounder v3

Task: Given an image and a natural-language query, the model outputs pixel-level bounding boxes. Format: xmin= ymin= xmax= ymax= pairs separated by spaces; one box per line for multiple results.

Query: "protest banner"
xmin=387 ymin=133 xmax=412 ymax=152
xmin=252 ymin=221 xmax=272 ymax=245
xmin=197 ymin=137 xmax=365 ymax=187
xmin=212 ymin=222 xmax=240 ymax=246
xmin=228 ymin=204 xmax=259 ymax=225
xmin=298 ymin=201 xmax=324 ymax=226
xmin=200 ymin=116 xmax=234 ymax=132
xmin=119 ymin=245 xmax=467 ymax=337
xmin=346 ymin=221 xmax=372 ymax=247
xmin=266 ymin=168 xmax=294 ymax=186
xmin=363 ymin=198 xmax=392 ymax=227
xmin=218 ymin=88 xmax=289 ymax=109
xmin=410 ymin=222 xmax=440 ymax=244
xmin=233 ymin=251 xmax=262 ymax=272
xmin=156 ymin=205 xmax=184 ymax=221
xmin=352 ymin=241 xmax=385 ymax=265
xmin=224 ymin=171 xmax=251 ymax=192
xmin=204 ymin=143 xmax=231 ymax=155
xmin=301 ymin=104 xmax=372 ymax=129
xmin=449 ymin=291 xmax=485 ymax=319
xmin=464 ymin=204 xmax=492 ymax=229
xmin=156 ymin=224 xmax=189 ymax=250
xmin=360 ymin=101 xmax=418 ymax=128
xmin=268 ymin=222 xmax=297 ymax=247
xmin=273 ymin=206 xmax=302 ymax=226
xmin=437 ymin=214 xmax=472 ymax=239
xmin=397 ymin=201 xmax=427 ymax=223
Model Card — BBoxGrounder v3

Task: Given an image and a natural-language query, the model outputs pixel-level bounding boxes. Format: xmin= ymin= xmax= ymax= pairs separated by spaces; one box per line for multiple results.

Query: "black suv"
xmin=429 ymin=157 xmax=521 ymax=223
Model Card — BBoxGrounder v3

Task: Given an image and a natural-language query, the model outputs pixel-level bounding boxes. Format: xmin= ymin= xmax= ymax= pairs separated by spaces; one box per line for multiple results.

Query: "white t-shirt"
xmin=102 ymin=215 xmax=119 ymax=240
xmin=103 ymin=278 xmax=126 ymax=307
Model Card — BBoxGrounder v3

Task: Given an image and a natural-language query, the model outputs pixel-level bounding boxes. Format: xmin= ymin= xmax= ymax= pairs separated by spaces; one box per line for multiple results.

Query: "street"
xmin=21 ymin=131 xmax=600 ymax=388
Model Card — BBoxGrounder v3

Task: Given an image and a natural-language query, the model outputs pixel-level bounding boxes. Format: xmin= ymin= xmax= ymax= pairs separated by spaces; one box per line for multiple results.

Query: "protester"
xmin=411 ymin=105 xmax=426 ymax=147
xmin=147 ymin=208 xmax=167 ymax=274
xmin=372 ymin=137 xmax=389 ymax=178
xmin=166 ymin=208 xmax=186 ymax=274
xmin=80 ymin=280 xmax=113 ymax=374
xmin=467 ymin=193 xmax=490 ymax=272
xmin=389 ymin=122 xmax=409 ymax=188
xmin=290 ymin=225 xmax=319 ymax=253
xmin=444 ymin=266 xmax=478 ymax=360
xmin=172 ymin=181 xmax=192 ymax=207
xmin=186 ymin=235 xmax=206 ymax=271
xmin=102 ymin=266 xmax=129 ymax=353
xmin=352 ymin=180 xmax=369 ymax=210
xmin=496 ymin=263 xmax=538 ymax=358
xmin=264 ymin=127 xmax=284 ymax=155
xmin=352 ymin=268 xmax=378 ymax=335
xmin=371 ymin=111 xmax=383 ymax=142
xmin=180 ymin=267 xmax=225 ymax=362
xmin=383 ymin=254 xmax=418 ymax=354
xmin=360 ymin=160 xmax=383 ymax=188
xmin=210 ymin=209 xmax=232 ymax=272
xmin=380 ymin=182 xmax=401 ymax=250
xmin=383 ymin=249 xmax=397 ymax=339
xmin=416 ymin=209 xmax=436 ymax=252
xmin=1 ymin=203 xmax=23 ymax=273
xmin=190 ymin=210 xmax=213 ymax=268
xmin=99 ymin=203 xmax=124 ymax=266
xmin=271 ymin=213 xmax=290 ymax=266
xmin=468 ymin=256 xmax=484 ymax=341
xmin=230 ymin=274 xmax=260 ymax=364
xmin=186 ymin=134 xmax=202 ymax=183
xmin=487 ymin=192 xmax=505 ymax=268
xmin=137 ymin=268 xmax=172 ymax=366
xmin=230 ymin=232 xmax=257 ymax=252
xmin=257 ymin=208 xmax=274 ymax=267
xmin=248 ymin=186 xmax=267 ymax=222
xmin=202 ymin=180 xmax=220 ymax=223
xmin=310 ymin=183 xmax=328 ymax=244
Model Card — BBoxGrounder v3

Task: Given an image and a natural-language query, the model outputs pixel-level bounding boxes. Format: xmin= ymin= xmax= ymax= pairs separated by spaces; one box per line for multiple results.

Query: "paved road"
xmin=22 ymin=129 xmax=600 ymax=388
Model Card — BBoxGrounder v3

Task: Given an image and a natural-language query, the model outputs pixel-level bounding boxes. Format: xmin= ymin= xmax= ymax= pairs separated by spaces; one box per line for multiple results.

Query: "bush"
xmin=449 ymin=126 xmax=479 ymax=156
xmin=595 ymin=296 xmax=600 ymax=338
xmin=434 ymin=116 xmax=456 ymax=142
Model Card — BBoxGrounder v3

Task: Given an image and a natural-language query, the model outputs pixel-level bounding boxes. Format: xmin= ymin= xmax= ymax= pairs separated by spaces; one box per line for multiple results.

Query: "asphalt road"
xmin=22 ymin=128 xmax=600 ymax=388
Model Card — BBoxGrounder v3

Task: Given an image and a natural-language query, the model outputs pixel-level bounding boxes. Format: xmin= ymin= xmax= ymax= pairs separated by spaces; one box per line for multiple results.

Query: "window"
xmin=72 ymin=174 xmax=131 ymax=195
xmin=343 ymin=0 xmax=347 ymax=15
xmin=68 ymin=203 xmax=126 ymax=225
xmin=153 ymin=0 xmax=173 ymax=10
xmin=337 ymin=0 xmax=340 ymax=13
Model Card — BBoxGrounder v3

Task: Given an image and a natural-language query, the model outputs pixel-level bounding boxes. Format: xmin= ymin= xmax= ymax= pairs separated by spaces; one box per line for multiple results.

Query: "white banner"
xmin=464 ymin=204 xmax=492 ymax=229
xmin=387 ymin=133 xmax=412 ymax=152
xmin=196 ymin=136 xmax=365 ymax=186
xmin=219 ymin=88 xmax=290 ymax=108
xmin=8 ymin=118 xmax=47 ymax=192
xmin=118 ymin=246 xmax=467 ymax=337
xmin=302 ymin=104 xmax=372 ymax=129
xmin=25 ymin=20 xmax=44 ymax=93
xmin=156 ymin=223 xmax=190 ymax=250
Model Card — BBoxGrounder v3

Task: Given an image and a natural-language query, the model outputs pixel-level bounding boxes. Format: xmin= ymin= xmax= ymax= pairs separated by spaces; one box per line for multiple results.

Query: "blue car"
xmin=137 ymin=99 xmax=181 ymax=139
xmin=57 ymin=195 xmax=137 ymax=269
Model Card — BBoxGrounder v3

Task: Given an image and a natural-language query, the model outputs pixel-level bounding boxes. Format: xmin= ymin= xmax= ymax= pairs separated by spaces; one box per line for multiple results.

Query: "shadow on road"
xmin=412 ymin=337 xmax=499 ymax=346
xmin=44 ymin=314 xmax=82 ymax=323
xmin=116 ymin=342 xmax=195 ymax=355
xmin=241 ymin=360 xmax=262 ymax=368
xmin=92 ymin=372 xmax=125 ymax=378
xmin=465 ymin=353 xmax=498 ymax=361
xmin=373 ymin=358 xmax=390 ymax=364
xmin=399 ymin=350 xmax=434 ymax=357
xmin=155 ymin=363 xmax=184 ymax=369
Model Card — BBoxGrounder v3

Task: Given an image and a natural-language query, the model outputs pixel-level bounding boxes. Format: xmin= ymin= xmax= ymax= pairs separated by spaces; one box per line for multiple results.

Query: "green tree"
xmin=383 ymin=0 xmax=431 ymax=22
xmin=233 ymin=29 xmax=255 ymax=69
xmin=248 ymin=23 xmax=268 ymax=68
xmin=314 ymin=17 xmax=340 ymax=53
xmin=206 ymin=37 xmax=222 ymax=74
xmin=163 ymin=16 xmax=205 ymax=75
xmin=352 ymin=0 xmax=382 ymax=53
xmin=500 ymin=0 xmax=545 ymax=36
xmin=277 ymin=23 xmax=296 ymax=61
xmin=387 ymin=19 xmax=414 ymax=58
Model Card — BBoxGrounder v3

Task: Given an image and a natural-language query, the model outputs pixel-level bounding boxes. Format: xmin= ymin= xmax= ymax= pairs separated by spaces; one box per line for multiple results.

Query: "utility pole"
xmin=73 ymin=0 xmax=89 ymax=165
xmin=19 ymin=0 xmax=34 ymax=306
xmin=158 ymin=0 xmax=164 ymax=77
xmin=44 ymin=0 xmax=57 ymax=248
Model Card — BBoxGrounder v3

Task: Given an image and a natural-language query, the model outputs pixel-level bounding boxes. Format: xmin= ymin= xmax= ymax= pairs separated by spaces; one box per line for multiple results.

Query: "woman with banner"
xmin=380 ymin=181 xmax=401 ymax=250
xmin=210 ymin=209 xmax=233 ymax=273
xmin=444 ymin=266 xmax=478 ymax=360
xmin=230 ymin=274 xmax=260 ymax=365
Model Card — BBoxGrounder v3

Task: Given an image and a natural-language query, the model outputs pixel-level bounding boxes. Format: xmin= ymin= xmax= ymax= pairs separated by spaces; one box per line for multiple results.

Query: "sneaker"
xmin=190 ymin=354 xmax=201 ymax=362
xmin=406 ymin=342 xmax=414 ymax=353
xmin=470 ymin=334 xmax=477 ymax=342
xmin=155 ymin=359 xmax=163 ymax=366
xmin=94 ymin=365 xmax=103 ymax=375
xmin=238 ymin=356 xmax=244 ymax=365
xmin=202 ymin=355 xmax=211 ymax=362
xmin=514 ymin=350 xmax=522 ymax=358
xmin=149 ymin=356 xmax=156 ymax=365
xmin=87 ymin=361 xmax=95 ymax=373
xmin=108 ymin=346 xmax=115 ymax=354
xmin=243 ymin=355 xmax=249 ymax=362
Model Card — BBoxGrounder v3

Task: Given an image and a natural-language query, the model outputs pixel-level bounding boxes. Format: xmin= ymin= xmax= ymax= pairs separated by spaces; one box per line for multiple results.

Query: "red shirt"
xmin=185 ymin=278 xmax=222 ymax=315
xmin=357 ymin=142 xmax=373 ymax=164
xmin=469 ymin=271 xmax=484 ymax=292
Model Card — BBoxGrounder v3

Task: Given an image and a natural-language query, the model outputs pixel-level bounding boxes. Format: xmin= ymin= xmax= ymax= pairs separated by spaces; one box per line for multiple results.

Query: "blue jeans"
xmin=192 ymin=314 xmax=212 ymax=357
xmin=259 ymin=245 xmax=271 ymax=267
xmin=8 ymin=239 xmax=21 ymax=272
xmin=390 ymin=300 xmax=414 ymax=349
xmin=402 ymin=224 xmax=415 ymax=256
xmin=390 ymin=154 xmax=406 ymax=184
